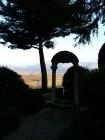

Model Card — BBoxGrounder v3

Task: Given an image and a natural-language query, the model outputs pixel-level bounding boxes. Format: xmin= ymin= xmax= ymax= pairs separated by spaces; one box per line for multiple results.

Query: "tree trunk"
xmin=39 ymin=37 xmax=47 ymax=92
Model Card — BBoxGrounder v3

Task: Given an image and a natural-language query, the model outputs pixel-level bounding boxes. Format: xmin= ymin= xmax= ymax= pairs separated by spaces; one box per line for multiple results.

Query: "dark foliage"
xmin=98 ymin=43 xmax=105 ymax=69
xmin=0 ymin=67 xmax=44 ymax=112
xmin=80 ymin=68 xmax=105 ymax=119
xmin=78 ymin=68 xmax=105 ymax=139
xmin=0 ymin=66 xmax=45 ymax=114
xmin=0 ymin=0 xmax=102 ymax=91
xmin=0 ymin=0 xmax=90 ymax=46
xmin=0 ymin=66 xmax=27 ymax=136
xmin=0 ymin=107 xmax=21 ymax=137
xmin=0 ymin=67 xmax=45 ymax=136
xmin=0 ymin=66 xmax=29 ymax=106
xmin=0 ymin=0 xmax=105 ymax=91
xmin=0 ymin=0 xmax=104 ymax=44
xmin=0 ymin=0 xmax=73 ymax=91
xmin=62 ymin=65 xmax=89 ymax=100
xmin=69 ymin=0 xmax=105 ymax=44
xmin=57 ymin=67 xmax=105 ymax=140
xmin=20 ymin=89 xmax=45 ymax=115
xmin=0 ymin=67 xmax=29 ymax=105
xmin=56 ymin=88 xmax=64 ymax=100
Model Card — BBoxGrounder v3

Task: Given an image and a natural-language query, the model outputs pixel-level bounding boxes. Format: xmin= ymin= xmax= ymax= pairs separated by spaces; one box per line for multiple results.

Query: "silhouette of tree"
xmin=98 ymin=43 xmax=105 ymax=69
xmin=0 ymin=0 xmax=77 ymax=91
xmin=68 ymin=0 xmax=105 ymax=44
xmin=0 ymin=0 xmax=103 ymax=90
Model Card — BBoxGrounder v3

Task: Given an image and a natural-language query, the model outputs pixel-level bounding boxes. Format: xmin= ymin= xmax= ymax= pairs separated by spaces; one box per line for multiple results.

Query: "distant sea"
xmin=2 ymin=62 xmax=98 ymax=74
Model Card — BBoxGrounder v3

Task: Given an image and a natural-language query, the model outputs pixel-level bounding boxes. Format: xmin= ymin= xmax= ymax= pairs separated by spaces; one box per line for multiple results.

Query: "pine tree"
xmin=0 ymin=0 xmax=104 ymax=90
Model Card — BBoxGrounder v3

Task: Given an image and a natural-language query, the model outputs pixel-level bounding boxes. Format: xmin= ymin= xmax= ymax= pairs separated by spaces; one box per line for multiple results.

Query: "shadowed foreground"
xmin=2 ymin=108 xmax=71 ymax=140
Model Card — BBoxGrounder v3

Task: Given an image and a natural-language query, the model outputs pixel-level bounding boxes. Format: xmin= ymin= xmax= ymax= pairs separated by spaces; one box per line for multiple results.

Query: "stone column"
xmin=51 ymin=63 xmax=57 ymax=103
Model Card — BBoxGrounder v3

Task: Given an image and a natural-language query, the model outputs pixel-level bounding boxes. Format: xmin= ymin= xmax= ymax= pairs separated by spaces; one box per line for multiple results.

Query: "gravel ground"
xmin=2 ymin=107 xmax=71 ymax=140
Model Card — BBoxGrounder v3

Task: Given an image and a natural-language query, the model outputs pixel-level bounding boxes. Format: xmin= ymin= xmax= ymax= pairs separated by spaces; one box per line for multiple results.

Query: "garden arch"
xmin=51 ymin=51 xmax=79 ymax=107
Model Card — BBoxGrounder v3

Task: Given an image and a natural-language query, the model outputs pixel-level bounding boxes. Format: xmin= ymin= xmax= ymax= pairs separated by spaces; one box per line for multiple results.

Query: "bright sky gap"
xmin=0 ymin=23 xmax=105 ymax=66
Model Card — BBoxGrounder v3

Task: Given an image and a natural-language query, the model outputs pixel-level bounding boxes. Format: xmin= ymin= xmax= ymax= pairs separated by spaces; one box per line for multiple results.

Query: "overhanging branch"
xmin=33 ymin=46 xmax=39 ymax=50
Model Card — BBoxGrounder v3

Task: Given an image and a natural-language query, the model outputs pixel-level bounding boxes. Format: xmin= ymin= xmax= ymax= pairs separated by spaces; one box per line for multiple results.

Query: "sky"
xmin=0 ymin=24 xmax=105 ymax=67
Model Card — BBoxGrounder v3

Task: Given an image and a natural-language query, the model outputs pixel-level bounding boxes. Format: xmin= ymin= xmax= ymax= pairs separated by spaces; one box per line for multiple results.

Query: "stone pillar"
xmin=51 ymin=63 xmax=57 ymax=103
xmin=74 ymin=64 xmax=79 ymax=108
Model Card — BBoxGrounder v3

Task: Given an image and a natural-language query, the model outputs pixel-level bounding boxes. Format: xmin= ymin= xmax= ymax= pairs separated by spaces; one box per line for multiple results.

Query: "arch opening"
xmin=51 ymin=51 xmax=79 ymax=107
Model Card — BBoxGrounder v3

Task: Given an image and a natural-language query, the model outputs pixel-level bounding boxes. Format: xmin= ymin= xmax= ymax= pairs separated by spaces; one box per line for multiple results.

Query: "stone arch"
xmin=51 ymin=51 xmax=79 ymax=107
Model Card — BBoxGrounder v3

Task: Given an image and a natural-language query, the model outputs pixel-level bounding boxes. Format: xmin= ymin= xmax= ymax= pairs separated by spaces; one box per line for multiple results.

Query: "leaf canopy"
xmin=0 ymin=0 xmax=105 ymax=48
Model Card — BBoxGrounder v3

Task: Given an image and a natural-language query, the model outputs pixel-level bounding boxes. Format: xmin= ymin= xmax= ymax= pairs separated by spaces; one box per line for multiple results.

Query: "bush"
xmin=62 ymin=65 xmax=89 ymax=100
xmin=0 ymin=66 xmax=45 ymax=113
xmin=0 ymin=107 xmax=21 ymax=137
xmin=58 ymin=67 xmax=105 ymax=140
xmin=76 ymin=68 xmax=105 ymax=139
xmin=20 ymin=89 xmax=45 ymax=115
xmin=0 ymin=66 xmax=45 ymax=137
xmin=79 ymin=68 xmax=105 ymax=118
xmin=0 ymin=66 xmax=29 ymax=107
xmin=56 ymin=88 xmax=64 ymax=99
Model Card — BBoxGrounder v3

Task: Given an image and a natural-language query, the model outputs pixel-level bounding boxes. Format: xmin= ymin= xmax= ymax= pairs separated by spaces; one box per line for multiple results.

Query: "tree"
xmin=0 ymin=0 xmax=82 ymax=91
xmin=98 ymin=43 xmax=105 ymax=69
xmin=69 ymin=0 xmax=105 ymax=44
xmin=0 ymin=0 xmax=60 ymax=91
xmin=0 ymin=0 xmax=103 ymax=91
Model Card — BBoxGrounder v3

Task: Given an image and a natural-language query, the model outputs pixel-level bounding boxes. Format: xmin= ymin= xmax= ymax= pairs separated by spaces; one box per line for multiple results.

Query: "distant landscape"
xmin=3 ymin=62 xmax=98 ymax=88
xmin=6 ymin=62 xmax=97 ymax=73
xmin=21 ymin=73 xmax=63 ymax=89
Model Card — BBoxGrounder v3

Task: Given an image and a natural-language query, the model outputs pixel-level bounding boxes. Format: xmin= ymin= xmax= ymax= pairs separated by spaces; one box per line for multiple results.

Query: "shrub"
xmin=0 ymin=66 xmax=45 ymax=136
xmin=20 ymin=89 xmax=45 ymax=115
xmin=0 ymin=66 xmax=45 ymax=114
xmin=0 ymin=66 xmax=29 ymax=107
xmin=59 ymin=68 xmax=105 ymax=140
xmin=98 ymin=43 xmax=105 ymax=69
xmin=79 ymin=68 xmax=105 ymax=119
xmin=58 ymin=67 xmax=105 ymax=140
xmin=0 ymin=107 xmax=21 ymax=137
xmin=62 ymin=65 xmax=89 ymax=100
xmin=76 ymin=68 xmax=105 ymax=139
xmin=56 ymin=88 xmax=64 ymax=99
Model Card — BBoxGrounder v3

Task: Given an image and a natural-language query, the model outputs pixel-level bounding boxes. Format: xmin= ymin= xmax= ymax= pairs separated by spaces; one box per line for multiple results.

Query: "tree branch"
xmin=33 ymin=46 xmax=39 ymax=49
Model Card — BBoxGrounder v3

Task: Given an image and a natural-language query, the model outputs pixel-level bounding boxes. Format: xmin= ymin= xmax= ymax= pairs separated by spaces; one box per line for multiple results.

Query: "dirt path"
xmin=2 ymin=107 xmax=71 ymax=140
